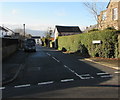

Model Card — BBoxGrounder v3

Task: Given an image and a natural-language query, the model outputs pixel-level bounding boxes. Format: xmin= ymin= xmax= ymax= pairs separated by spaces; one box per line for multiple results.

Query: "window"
xmin=102 ymin=12 xmax=106 ymax=20
xmin=112 ymin=8 xmax=118 ymax=20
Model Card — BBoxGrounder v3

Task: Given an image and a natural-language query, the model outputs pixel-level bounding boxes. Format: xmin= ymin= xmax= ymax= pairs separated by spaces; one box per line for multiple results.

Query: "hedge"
xmin=58 ymin=30 xmax=118 ymax=58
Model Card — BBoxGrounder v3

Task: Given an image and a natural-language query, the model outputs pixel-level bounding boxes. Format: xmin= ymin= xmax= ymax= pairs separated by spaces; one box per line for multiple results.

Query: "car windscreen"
xmin=25 ymin=39 xmax=36 ymax=45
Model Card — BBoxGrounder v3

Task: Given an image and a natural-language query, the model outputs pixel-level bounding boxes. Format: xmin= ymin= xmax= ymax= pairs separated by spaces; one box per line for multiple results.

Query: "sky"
xmin=0 ymin=1 xmax=109 ymax=36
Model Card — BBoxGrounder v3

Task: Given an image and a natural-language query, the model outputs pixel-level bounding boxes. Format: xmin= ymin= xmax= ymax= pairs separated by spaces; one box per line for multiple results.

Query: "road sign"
xmin=92 ymin=40 xmax=101 ymax=44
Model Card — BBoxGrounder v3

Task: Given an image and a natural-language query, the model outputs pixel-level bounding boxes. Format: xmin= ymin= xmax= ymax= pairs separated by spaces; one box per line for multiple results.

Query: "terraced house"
xmin=98 ymin=0 xmax=120 ymax=30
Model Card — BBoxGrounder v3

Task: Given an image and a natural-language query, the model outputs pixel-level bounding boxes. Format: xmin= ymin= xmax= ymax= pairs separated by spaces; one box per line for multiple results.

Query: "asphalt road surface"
xmin=2 ymin=45 xmax=120 ymax=99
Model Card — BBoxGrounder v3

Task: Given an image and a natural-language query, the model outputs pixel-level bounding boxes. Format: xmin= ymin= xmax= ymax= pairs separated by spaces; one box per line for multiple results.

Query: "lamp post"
xmin=23 ymin=24 xmax=25 ymax=39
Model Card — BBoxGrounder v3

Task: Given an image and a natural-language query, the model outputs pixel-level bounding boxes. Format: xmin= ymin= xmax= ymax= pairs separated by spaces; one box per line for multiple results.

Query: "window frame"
xmin=112 ymin=8 xmax=118 ymax=20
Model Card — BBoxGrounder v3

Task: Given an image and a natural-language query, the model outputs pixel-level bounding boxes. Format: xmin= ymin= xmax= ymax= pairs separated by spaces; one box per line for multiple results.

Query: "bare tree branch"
xmin=83 ymin=2 xmax=104 ymax=29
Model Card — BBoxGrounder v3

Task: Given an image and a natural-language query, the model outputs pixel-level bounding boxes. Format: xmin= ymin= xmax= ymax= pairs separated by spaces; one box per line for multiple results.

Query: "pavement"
xmin=2 ymin=46 xmax=120 ymax=98
xmin=84 ymin=58 xmax=120 ymax=70
xmin=2 ymin=50 xmax=28 ymax=86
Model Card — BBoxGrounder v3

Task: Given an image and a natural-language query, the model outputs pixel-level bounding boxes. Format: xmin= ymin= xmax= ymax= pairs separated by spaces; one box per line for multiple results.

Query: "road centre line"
xmin=52 ymin=57 xmax=60 ymax=62
xmin=0 ymin=87 xmax=5 ymax=90
xmin=63 ymin=65 xmax=87 ymax=80
xmin=46 ymin=53 xmax=51 ymax=56
xmin=38 ymin=81 xmax=54 ymax=85
xmin=14 ymin=84 xmax=30 ymax=88
xmin=61 ymin=79 xmax=74 ymax=82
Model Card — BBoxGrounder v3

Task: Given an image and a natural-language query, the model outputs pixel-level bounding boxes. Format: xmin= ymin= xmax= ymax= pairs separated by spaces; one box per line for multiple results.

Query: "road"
xmin=2 ymin=45 xmax=120 ymax=99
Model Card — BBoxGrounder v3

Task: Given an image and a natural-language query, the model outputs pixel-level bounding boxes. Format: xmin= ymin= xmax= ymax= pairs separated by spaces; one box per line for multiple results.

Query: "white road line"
xmin=61 ymin=79 xmax=74 ymax=82
xmin=100 ymin=75 xmax=113 ymax=78
xmin=80 ymin=74 xmax=90 ymax=76
xmin=64 ymin=65 xmax=94 ymax=80
xmin=79 ymin=74 xmax=94 ymax=79
xmin=46 ymin=53 xmax=51 ymax=56
xmin=64 ymin=65 xmax=67 ymax=68
xmin=0 ymin=87 xmax=5 ymax=90
xmin=14 ymin=84 xmax=30 ymax=88
xmin=114 ymin=71 xmax=120 ymax=74
xmin=38 ymin=81 xmax=54 ymax=85
xmin=63 ymin=65 xmax=86 ymax=79
xmin=97 ymin=72 xmax=109 ymax=75
xmin=52 ymin=57 xmax=60 ymax=62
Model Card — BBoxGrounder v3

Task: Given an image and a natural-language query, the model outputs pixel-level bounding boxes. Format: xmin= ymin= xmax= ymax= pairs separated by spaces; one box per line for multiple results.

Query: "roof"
xmin=55 ymin=25 xmax=82 ymax=33
xmin=32 ymin=36 xmax=41 ymax=39
xmin=49 ymin=37 xmax=54 ymax=41
xmin=106 ymin=0 xmax=111 ymax=8
xmin=107 ymin=0 xmax=120 ymax=8
xmin=0 ymin=26 xmax=8 ymax=32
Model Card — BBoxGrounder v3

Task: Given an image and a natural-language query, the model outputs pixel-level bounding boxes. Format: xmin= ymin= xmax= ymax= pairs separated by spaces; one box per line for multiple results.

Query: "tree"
xmin=43 ymin=27 xmax=53 ymax=47
xmin=83 ymin=2 xmax=105 ymax=28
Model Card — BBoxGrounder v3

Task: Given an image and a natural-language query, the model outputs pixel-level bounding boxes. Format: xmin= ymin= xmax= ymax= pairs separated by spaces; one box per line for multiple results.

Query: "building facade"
xmin=98 ymin=0 xmax=120 ymax=30
xmin=31 ymin=36 xmax=42 ymax=45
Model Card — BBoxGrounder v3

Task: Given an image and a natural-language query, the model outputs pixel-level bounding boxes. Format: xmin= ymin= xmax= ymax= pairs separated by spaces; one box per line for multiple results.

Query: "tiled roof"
xmin=56 ymin=25 xmax=82 ymax=33
xmin=32 ymin=36 xmax=41 ymax=39
xmin=0 ymin=26 xmax=8 ymax=32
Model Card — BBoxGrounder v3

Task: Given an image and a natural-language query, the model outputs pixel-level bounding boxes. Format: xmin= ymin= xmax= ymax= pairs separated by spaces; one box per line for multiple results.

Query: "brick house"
xmin=98 ymin=0 xmax=120 ymax=30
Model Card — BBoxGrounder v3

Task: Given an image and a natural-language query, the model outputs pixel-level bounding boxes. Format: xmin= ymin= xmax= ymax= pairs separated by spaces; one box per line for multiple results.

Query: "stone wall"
xmin=2 ymin=44 xmax=18 ymax=59
xmin=1 ymin=38 xmax=19 ymax=60
xmin=98 ymin=1 xmax=120 ymax=30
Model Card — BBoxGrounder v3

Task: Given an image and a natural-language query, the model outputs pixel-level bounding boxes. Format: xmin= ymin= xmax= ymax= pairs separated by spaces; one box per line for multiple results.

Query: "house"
xmin=54 ymin=25 xmax=82 ymax=40
xmin=84 ymin=24 xmax=98 ymax=33
xmin=53 ymin=25 xmax=82 ymax=48
xmin=98 ymin=0 xmax=120 ymax=30
xmin=31 ymin=36 xmax=42 ymax=45
xmin=0 ymin=26 xmax=8 ymax=37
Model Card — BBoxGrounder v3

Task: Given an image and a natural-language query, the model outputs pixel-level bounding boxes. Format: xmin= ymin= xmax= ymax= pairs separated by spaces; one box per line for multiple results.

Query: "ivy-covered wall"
xmin=58 ymin=30 xmax=119 ymax=58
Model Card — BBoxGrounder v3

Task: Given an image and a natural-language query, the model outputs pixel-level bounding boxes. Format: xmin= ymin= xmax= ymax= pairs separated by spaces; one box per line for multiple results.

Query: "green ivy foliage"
xmin=58 ymin=29 xmax=118 ymax=58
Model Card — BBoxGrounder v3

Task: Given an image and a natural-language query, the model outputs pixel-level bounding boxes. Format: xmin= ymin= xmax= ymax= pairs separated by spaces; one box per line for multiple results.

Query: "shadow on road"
xmin=2 ymin=46 xmax=118 ymax=98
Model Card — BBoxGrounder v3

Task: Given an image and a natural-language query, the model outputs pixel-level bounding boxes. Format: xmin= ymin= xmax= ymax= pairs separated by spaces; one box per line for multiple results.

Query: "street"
xmin=2 ymin=45 xmax=119 ymax=98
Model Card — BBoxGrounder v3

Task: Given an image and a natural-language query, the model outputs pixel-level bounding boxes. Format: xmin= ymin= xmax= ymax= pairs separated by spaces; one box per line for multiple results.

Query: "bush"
xmin=58 ymin=30 xmax=118 ymax=58
xmin=88 ymin=29 xmax=99 ymax=32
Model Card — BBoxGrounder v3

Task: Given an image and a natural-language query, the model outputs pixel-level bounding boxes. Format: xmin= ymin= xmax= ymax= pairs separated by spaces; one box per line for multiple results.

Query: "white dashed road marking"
xmin=79 ymin=74 xmax=94 ymax=79
xmin=63 ymin=65 xmax=93 ymax=80
xmin=61 ymin=79 xmax=74 ymax=82
xmin=97 ymin=72 xmax=109 ymax=75
xmin=114 ymin=71 xmax=120 ymax=74
xmin=100 ymin=75 xmax=113 ymax=78
xmin=52 ymin=57 xmax=60 ymax=62
xmin=38 ymin=81 xmax=54 ymax=85
xmin=0 ymin=87 xmax=5 ymax=90
xmin=97 ymin=72 xmax=113 ymax=78
xmin=46 ymin=53 xmax=51 ymax=56
xmin=14 ymin=84 xmax=30 ymax=88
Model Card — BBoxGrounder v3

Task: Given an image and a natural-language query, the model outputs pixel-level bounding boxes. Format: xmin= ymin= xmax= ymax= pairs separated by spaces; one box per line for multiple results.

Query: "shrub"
xmin=58 ymin=30 xmax=118 ymax=58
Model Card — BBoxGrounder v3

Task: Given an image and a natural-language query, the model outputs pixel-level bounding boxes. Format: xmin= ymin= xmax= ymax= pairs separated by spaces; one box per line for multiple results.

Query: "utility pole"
xmin=23 ymin=24 xmax=25 ymax=39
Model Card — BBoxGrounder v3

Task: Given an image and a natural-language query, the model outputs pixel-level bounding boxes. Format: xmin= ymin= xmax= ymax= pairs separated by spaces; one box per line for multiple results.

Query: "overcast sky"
xmin=0 ymin=1 xmax=109 ymax=36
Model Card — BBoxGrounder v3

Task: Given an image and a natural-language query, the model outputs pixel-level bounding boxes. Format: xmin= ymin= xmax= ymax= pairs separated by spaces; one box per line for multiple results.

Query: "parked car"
xmin=23 ymin=39 xmax=36 ymax=52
